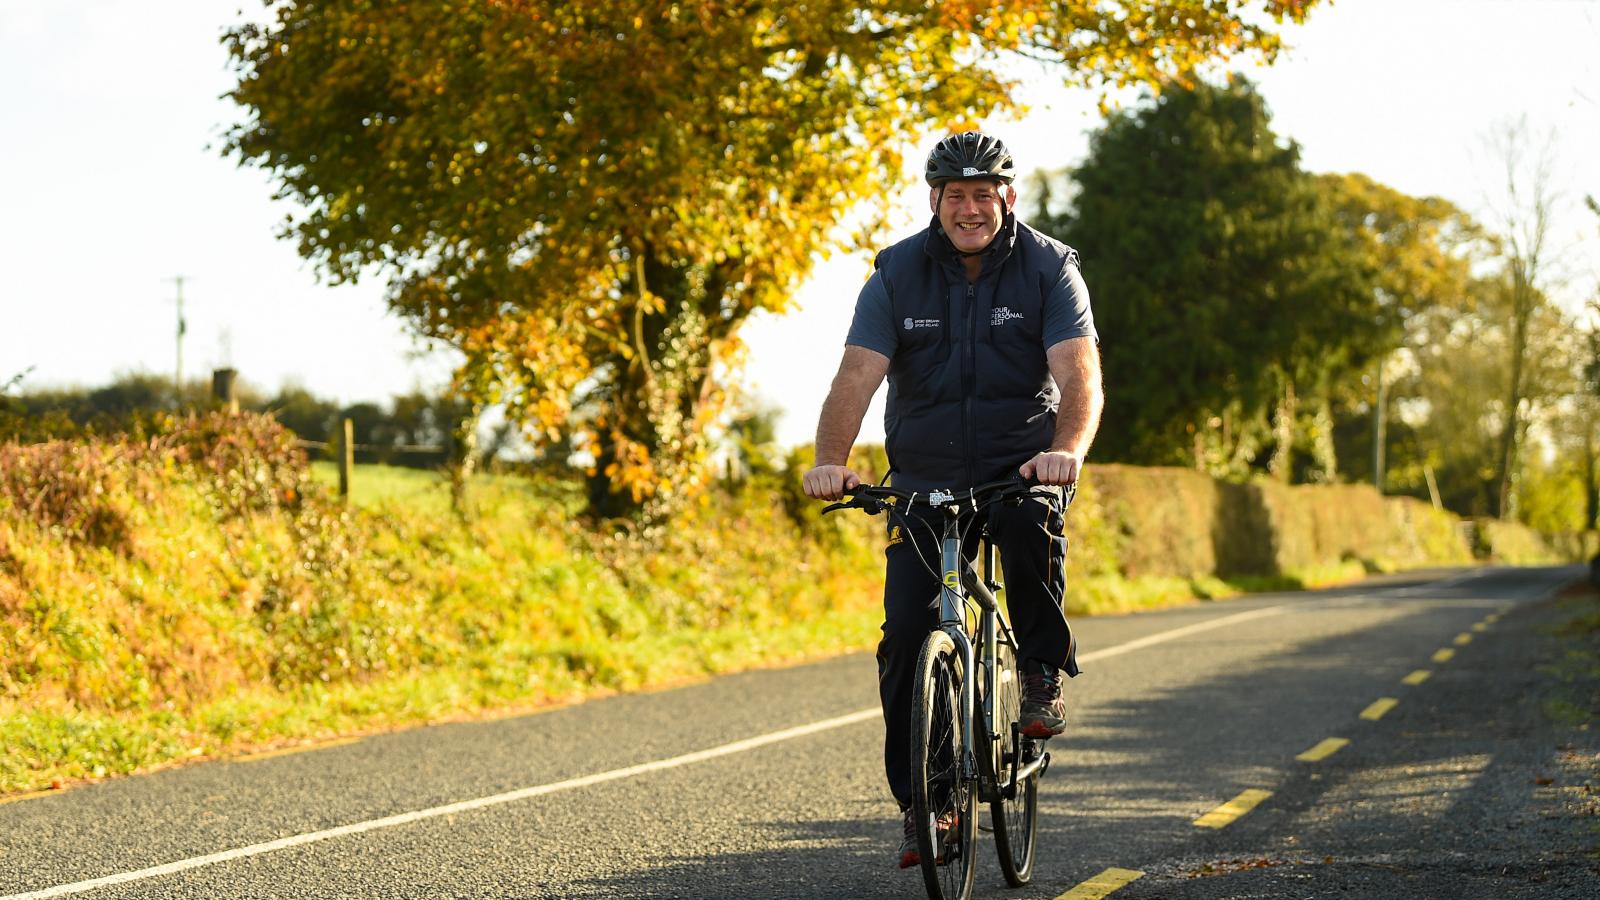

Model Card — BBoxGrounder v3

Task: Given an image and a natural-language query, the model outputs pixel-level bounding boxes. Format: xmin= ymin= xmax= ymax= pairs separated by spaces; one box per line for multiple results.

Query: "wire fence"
xmin=295 ymin=419 xmax=451 ymax=497
xmin=293 ymin=438 xmax=446 ymax=454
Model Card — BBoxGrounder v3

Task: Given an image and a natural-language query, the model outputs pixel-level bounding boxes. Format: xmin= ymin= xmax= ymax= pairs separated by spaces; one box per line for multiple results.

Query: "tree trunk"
xmin=1310 ymin=394 xmax=1338 ymax=482
xmin=586 ymin=425 xmax=635 ymax=523
xmin=1494 ymin=266 xmax=1532 ymax=519
xmin=585 ymin=342 xmax=663 ymax=523
xmin=1586 ymin=410 xmax=1599 ymax=531
xmin=1373 ymin=363 xmax=1386 ymax=494
xmin=581 ymin=255 xmax=730 ymax=524
xmin=448 ymin=403 xmax=483 ymax=519
xmin=1270 ymin=378 xmax=1296 ymax=482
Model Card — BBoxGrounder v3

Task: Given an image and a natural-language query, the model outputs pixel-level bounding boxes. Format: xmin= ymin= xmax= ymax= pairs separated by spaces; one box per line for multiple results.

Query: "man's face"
xmin=931 ymin=178 xmax=1015 ymax=254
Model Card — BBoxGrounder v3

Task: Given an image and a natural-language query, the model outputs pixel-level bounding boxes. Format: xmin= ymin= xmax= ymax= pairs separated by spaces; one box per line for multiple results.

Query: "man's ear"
xmin=929 ymin=187 xmax=940 ymax=215
xmin=1004 ymin=184 xmax=1018 ymax=209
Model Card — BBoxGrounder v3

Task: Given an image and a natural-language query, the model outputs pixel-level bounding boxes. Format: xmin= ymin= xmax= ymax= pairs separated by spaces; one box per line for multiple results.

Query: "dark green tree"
xmin=265 ymin=385 xmax=341 ymax=444
xmin=1034 ymin=78 xmax=1380 ymax=473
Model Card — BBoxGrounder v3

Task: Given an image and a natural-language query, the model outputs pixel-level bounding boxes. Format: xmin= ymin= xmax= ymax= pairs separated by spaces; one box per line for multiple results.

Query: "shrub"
xmin=0 ymin=442 xmax=136 ymax=551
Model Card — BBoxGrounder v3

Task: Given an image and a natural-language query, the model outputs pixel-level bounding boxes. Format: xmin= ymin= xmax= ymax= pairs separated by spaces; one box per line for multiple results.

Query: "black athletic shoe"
xmin=1019 ymin=661 xmax=1067 ymax=738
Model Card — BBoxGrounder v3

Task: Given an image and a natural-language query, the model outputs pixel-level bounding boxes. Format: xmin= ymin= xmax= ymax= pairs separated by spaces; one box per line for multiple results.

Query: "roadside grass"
xmin=1066 ymin=560 xmax=1373 ymax=615
xmin=0 ymin=422 xmax=885 ymax=794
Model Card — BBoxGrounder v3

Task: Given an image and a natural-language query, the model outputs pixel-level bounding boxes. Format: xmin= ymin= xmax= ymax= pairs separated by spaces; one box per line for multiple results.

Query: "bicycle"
xmin=824 ymin=478 xmax=1073 ymax=900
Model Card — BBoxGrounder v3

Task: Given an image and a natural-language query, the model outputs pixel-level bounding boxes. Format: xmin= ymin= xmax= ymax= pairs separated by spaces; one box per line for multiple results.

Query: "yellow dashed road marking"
xmin=1484 ymin=613 xmax=1501 ymax=623
xmin=1056 ymin=867 xmax=1145 ymax=899
xmin=0 ymin=788 xmax=59 ymax=806
xmin=1193 ymin=789 xmax=1273 ymax=829
xmin=233 ymin=737 xmax=361 ymax=763
xmin=1453 ymin=632 xmax=1473 ymax=645
xmin=1471 ymin=622 xmax=1488 ymax=632
xmin=1360 ymin=697 xmax=1399 ymax=721
xmin=1402 ymin=669 xmax=1432 ymax=685
xmin=1296 ymin=737 xmax=1349 ymax=762
xmin=1432 ymin=648 xmax=1455 ymax=663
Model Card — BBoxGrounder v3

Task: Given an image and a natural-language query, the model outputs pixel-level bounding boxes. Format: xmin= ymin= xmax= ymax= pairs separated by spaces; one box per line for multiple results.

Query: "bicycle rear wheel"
xmin=910 ymin=630 xmax=977 ymax=900
xmin=989 ymin=642 xmax=1038 ymax=886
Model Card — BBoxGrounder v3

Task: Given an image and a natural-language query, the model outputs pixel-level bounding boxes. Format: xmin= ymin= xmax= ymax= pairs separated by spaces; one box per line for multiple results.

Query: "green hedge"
xmin=1066 ymin=466 xmax=1474 ymax=582
xmin=1473 ymin=519 xmax=1564 ymax=564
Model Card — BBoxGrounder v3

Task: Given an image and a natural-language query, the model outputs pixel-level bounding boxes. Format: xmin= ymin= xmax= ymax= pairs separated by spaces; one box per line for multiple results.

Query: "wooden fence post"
xmin=211 ymin=368 xmax=239 ymax=415
xmin=339 ymin=417 xmax=354 ymax=499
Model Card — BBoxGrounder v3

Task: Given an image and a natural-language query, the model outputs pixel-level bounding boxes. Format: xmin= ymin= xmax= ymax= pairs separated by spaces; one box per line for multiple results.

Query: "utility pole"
xmin=169 ymin=275 xmax=187 ymax=407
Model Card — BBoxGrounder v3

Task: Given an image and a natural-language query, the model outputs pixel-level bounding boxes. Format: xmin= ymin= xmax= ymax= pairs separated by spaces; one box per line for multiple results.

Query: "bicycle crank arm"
xmin=1003 ymin=751 xmax=1050 ymax=799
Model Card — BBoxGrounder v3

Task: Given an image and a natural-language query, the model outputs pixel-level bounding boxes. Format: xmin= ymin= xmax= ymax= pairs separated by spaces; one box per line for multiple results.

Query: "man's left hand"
xmin=1019 ymin=450 xmax=1083 ymax=485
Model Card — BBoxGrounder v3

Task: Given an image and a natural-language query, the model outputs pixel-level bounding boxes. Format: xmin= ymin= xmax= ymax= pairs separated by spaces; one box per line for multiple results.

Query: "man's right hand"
xmin=802 ymin=465 xmax=861 ymax=501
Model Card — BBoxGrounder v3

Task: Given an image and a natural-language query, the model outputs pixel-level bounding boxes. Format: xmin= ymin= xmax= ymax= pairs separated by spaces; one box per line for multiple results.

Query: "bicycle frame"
xmin=934 ymin=515 xmax=1035 ymax=803
xmin=824 ymin=479 xmax=1066 ymax=803
xmin=933 ymin=523 xmax=980 ymax=792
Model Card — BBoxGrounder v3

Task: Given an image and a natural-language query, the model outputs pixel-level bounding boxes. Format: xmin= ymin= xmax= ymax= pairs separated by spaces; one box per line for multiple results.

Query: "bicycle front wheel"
xmin=910 ymin=629 xmax=977 ymax=900
xmin=989 ymin=643 xmax=1038 ymax=886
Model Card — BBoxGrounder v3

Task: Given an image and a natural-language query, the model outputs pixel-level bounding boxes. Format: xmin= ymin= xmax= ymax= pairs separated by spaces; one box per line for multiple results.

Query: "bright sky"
xmin=3 ymin=1 xmax=1597 ymax=447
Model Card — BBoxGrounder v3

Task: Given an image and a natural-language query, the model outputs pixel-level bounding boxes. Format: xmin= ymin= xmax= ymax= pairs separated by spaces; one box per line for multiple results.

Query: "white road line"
xmin=0 ymin=600 xmax=1284 ymax=899
xmin=1387 ymin=569 xmax=1485 ymax=598
xmin=5 ymin=710 xmax=883 ymax=899
xmin=1075 ymin=604 xmax=1287 ymax=663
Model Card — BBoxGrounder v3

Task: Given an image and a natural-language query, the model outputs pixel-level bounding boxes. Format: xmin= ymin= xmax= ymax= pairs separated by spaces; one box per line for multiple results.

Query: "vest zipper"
xmin=962 ymin=282 xmax=977 ymax=488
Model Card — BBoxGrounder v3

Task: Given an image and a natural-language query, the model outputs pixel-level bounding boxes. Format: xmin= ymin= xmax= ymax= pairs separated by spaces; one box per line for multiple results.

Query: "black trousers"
xmin=876 ymin=491 xmax=1079 ymax=809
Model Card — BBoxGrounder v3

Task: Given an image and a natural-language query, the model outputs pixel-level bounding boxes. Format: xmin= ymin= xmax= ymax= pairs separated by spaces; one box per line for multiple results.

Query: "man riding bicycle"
xmin=801 ymin=131 xmax=1104 ymax=869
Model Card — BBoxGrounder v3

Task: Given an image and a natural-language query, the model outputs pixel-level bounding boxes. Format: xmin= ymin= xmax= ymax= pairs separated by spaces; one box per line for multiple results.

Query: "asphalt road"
xmin=2 ymin=565 xmax=1593 ymax=899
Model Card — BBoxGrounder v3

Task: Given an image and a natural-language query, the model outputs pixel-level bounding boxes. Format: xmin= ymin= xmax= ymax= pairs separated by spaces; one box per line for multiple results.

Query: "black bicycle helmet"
xmin=925 ymin=131 xmax=1016 ymax=186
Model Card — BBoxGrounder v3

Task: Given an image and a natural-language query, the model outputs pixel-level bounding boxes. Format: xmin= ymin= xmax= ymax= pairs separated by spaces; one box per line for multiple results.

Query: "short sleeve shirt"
xmin=845 ymin=259 xmax=1096 ymax=356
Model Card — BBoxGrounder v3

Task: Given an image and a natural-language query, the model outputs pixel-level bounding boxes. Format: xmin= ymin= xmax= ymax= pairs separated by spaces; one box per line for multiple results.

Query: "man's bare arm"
xmin=1019 ymin=336 xmax=1103 ymax=484
xmin=1047 ymin=336 xmax=1103 ymax=457
xmin=803 ymin=345 xmax=890 ymax=499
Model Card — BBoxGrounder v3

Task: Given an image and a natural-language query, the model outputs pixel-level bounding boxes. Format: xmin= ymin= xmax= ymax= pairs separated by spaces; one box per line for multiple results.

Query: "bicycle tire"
xmin=989 ymin=642 xmax=1038 ymax=886
xmin=910 ymin=630 xmax=978 ymax=900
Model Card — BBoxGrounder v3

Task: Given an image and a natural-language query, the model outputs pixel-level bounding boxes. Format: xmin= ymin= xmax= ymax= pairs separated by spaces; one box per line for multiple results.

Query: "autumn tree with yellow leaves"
xmin=224 ymin=0 xmax=1319 ymax=521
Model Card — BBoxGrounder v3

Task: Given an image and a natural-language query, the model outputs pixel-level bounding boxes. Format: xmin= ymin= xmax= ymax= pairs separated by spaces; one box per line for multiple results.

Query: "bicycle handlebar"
xmin=820 ymin=477 xmax=1074 ymax=518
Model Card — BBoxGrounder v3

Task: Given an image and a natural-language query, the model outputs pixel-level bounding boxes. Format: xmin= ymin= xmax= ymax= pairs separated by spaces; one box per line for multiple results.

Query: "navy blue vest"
xmin=875 ymin=216 xmax=1076 ymax=491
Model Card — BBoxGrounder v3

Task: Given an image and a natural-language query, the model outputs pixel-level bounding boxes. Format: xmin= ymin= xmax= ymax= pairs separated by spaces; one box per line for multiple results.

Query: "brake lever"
xmin=1003 ymin=480 xmax=1038 ymax=506
xmin=822 ymin=495 xmax=887 ymax=516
